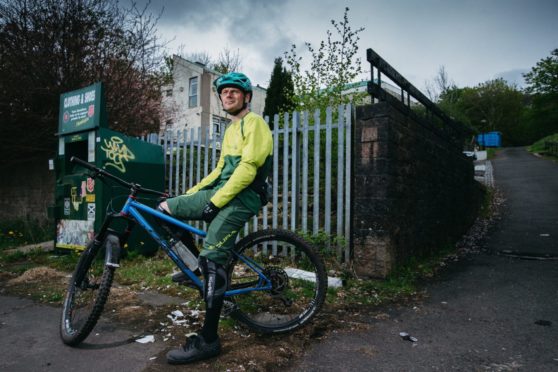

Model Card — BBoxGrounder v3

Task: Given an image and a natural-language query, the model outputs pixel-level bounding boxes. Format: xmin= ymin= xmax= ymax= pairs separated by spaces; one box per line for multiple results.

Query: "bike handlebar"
xmin=70 ymin=156 xmax=169 ymax=197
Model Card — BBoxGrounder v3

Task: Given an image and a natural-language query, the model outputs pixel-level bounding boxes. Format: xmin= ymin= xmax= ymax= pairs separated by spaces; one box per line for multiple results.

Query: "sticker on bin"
xmin=64 ymin=198 xmax=71 ymax=216
xmin=284 ymin=267 xmax=343 ymax=288
xmin=87 ymin=203 xmax=95 ymax=221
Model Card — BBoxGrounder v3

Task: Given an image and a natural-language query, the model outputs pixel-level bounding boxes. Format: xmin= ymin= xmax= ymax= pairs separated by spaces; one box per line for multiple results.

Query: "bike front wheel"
xmin=228 ymin=229 xmax=327 ymax=334
xmin=60 ymin=234 xmax=118 ymax=346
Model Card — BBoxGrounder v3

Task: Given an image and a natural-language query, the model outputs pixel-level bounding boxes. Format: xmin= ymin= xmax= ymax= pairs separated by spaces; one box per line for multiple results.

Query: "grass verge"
xmin=528 ymin=133 xmax=558 ymax=160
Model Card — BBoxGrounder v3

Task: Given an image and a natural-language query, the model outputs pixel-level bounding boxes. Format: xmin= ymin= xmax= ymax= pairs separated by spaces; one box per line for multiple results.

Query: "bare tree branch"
xmin=0 ymin=0 xmax=166 ymax=166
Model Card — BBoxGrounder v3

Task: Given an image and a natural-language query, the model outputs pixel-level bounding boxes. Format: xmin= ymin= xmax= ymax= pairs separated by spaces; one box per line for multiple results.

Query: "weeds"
xmin=0 ymin=248 xmax=79 ymax=274
xmin=1 ymin=222 xmax=479 ymax=315
xmin=324 ymin=240 xmax=459 ymax=307
xmin=0 ymin=219 xmax=53 ymax=251
xmin=115 ymin=251 xmax=175 ymax=288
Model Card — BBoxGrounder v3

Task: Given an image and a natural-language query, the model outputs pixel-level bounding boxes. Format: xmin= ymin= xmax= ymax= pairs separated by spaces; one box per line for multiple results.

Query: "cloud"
xmin=130 ymin=0 xmax=558 ymax=90
xmin=135 ymin=0 xmax=295 ymax=85
xmin=138 ymin=0 xmax=287 ymax=28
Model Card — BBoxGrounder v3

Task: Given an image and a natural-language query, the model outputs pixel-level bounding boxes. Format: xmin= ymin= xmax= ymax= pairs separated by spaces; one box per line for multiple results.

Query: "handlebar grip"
xmin=70 ymin=156 xmax=97 ymax=171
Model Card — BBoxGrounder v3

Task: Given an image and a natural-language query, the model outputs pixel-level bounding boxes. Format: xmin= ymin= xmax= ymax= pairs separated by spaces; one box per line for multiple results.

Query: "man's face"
xmin=220 ymin=87 xmax=246 ymax=113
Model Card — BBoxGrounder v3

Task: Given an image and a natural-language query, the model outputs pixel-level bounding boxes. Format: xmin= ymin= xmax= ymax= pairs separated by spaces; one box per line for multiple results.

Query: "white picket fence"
xmin=143 ymin=104 xmax=352 ymax=261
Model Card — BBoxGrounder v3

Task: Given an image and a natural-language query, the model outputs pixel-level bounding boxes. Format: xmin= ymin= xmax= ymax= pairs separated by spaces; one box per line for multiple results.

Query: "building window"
xmin=189 ymin=77 xmax=198 ymax=108
xmin=165 ymin=119 xmax=173 ymax=128
xmin=212 ymin=116 xmax=230 ymax=137
xmin=165 ymin=89 xmax=173 ymax=97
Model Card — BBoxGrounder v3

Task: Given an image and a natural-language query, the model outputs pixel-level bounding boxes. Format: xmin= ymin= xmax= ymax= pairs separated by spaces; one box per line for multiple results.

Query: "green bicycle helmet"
xmin=213 ymin=72 xmax=253 ymax=97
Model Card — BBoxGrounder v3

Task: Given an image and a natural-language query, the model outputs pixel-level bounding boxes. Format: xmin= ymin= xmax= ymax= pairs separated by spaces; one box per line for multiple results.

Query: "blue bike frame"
xmin=119 ymin=196 xmax=272 ymax=297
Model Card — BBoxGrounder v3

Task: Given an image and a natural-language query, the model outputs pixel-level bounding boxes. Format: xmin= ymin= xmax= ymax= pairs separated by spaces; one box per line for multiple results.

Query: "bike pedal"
xmin=171 ymin=270 xmax=202 ymax=283
xmin=222 ymin=300 xmax=238 ymax=316
xmin=171 ymin=271 xmax=200 ymax=291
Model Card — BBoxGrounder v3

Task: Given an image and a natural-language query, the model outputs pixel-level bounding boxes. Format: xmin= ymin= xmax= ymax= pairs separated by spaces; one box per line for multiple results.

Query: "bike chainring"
xmin=262 ymin=266 xmax=289 ymax=295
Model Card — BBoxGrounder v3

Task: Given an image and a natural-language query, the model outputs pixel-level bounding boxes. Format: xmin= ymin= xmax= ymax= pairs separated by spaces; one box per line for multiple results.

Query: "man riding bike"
xmin=159 ymin=72 xmax=273 ymax=364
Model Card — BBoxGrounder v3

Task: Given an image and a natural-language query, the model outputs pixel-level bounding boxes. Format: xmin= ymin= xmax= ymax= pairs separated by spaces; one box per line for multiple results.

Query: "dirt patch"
xmin=143 ymin=309 xmax=348 ymax=372
xmin=104 ymin=286 xmax=159 ymax=326
xmin=7 ymin=266 xmax=67 ymax=285
xmin=0 ymin=271 xmax=17 ymax=282
xmin=107 ymin=286 xmax=140 ymax=305
xmin=1 ymin=266 xmax=69 ymax=303
xmin=136 ymin=292 xmax=407 ymax=372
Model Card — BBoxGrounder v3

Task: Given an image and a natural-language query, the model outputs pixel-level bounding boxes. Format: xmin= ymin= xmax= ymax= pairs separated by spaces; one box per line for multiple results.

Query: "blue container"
xmin=477 ymin=132 xmax=501 ymax=147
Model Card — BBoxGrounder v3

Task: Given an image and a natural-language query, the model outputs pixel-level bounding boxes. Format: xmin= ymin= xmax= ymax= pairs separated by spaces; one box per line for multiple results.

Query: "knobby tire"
xmin=60 ymin=235 xmax=116 ymax=346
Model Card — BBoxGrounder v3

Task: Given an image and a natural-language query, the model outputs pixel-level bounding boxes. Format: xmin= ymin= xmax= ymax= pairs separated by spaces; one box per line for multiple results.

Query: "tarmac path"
xmin=291 ymin=147 xmax=558 ymax=371
xmin=0 ymin=295 xmax=166 ymax=371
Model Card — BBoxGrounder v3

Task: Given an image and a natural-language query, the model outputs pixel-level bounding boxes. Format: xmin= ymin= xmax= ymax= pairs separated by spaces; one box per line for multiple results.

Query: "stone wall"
xmin=0 ymin=159 xmax=55 ymax=223
xmin=352 ymin=103 xmax=484 ymax=278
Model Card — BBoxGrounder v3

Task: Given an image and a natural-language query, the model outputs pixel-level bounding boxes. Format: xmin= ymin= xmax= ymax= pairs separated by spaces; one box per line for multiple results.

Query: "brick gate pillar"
xmin=351 ymin=104 xmax=395 ymax=278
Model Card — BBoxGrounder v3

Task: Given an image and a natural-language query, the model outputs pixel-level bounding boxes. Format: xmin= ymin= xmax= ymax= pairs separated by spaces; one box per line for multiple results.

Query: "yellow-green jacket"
xmin=186 ymin=112 xmax=273 ymax=213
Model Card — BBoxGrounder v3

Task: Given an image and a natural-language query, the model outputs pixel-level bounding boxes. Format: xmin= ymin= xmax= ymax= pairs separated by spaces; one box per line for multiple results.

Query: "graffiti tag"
xmin=100 ymin=136 xmax=136 ymax=173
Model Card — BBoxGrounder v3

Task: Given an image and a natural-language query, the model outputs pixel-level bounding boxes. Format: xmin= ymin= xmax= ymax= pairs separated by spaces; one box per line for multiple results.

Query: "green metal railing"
xmin=544 ymin=141 xmax=558 ymax=156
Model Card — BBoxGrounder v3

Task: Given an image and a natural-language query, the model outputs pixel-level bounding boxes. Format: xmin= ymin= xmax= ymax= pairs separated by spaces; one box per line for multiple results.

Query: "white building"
xmin=161 ymin=55 xmax=267 ymax=140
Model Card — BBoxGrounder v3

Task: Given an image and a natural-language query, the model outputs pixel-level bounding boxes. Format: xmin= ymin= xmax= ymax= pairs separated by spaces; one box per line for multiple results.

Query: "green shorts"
xmin=166 ymin=189 xmax=255 ymax=265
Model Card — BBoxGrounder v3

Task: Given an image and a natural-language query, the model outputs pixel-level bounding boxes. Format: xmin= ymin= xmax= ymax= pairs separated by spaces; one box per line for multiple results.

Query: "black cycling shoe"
xmin=171 ymin=270 xmax=201 ymax=286
xmin=171 ymin=271 xmax=191 ymax=283
xmin=166 ymin=334 xmax=221 ymax=364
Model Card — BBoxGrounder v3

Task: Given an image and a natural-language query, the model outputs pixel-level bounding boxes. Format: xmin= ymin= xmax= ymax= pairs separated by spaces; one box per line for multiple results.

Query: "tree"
xmin=185 ymin=51 xmax=213 ymax=67
xmin=438 ymin=79 xmax=526 ymax=145
xmin=469 ymin=79 xmax=524 ymax=138
xmin=523 ymin=48 xmax=558 ymax=95
xmin=179 ymin=46 xmax=242 ymax=73
xmin=522 ymin=93 xmax=558 ymax=142
xmin=263 ymin=57 xmax=295 ymax=125
xmin=438 ymin=86 xmax=469 ymax=124
xmin=0 ymin=0 xmax=165 ymax=167
xmin=425 ymin=66 xmax=456 ymax=102
xmin=212 ymin=47 xmax=242 ymax=74
xmin=284 ymin=7 xmax=366 ymax=112
xmin=522 ymin=49 xmax=558 ymax=142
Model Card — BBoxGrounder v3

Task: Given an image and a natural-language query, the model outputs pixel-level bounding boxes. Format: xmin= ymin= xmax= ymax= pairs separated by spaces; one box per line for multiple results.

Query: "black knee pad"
xmin=199 ymin=257 xmax=228 ymax=309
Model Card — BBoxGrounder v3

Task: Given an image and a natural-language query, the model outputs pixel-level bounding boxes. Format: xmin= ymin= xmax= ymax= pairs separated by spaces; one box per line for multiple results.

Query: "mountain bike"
xmin=60 ymin=157 xmax=327 ymax=346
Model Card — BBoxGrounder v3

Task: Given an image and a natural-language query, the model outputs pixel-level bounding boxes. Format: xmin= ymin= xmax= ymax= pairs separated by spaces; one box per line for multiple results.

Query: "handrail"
xmin=366 ymin=48 xmax=474 ymax=140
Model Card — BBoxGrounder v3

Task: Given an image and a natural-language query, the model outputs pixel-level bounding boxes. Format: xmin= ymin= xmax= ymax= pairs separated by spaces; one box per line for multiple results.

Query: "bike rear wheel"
xmin=228 ymin=229 xmax=327 ymax=334
xmin=60 ymin=234 xmax=118 ymax=346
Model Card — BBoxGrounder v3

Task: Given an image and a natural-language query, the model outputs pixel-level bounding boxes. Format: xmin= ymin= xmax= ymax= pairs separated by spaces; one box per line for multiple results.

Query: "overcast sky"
xmin=137 ymin=0 xmax=557 ymax=92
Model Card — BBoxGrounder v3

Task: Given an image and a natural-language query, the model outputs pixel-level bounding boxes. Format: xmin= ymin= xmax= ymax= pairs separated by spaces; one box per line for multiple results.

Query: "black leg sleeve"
xmin=199 ymin=256 xmax=227 ymax=342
